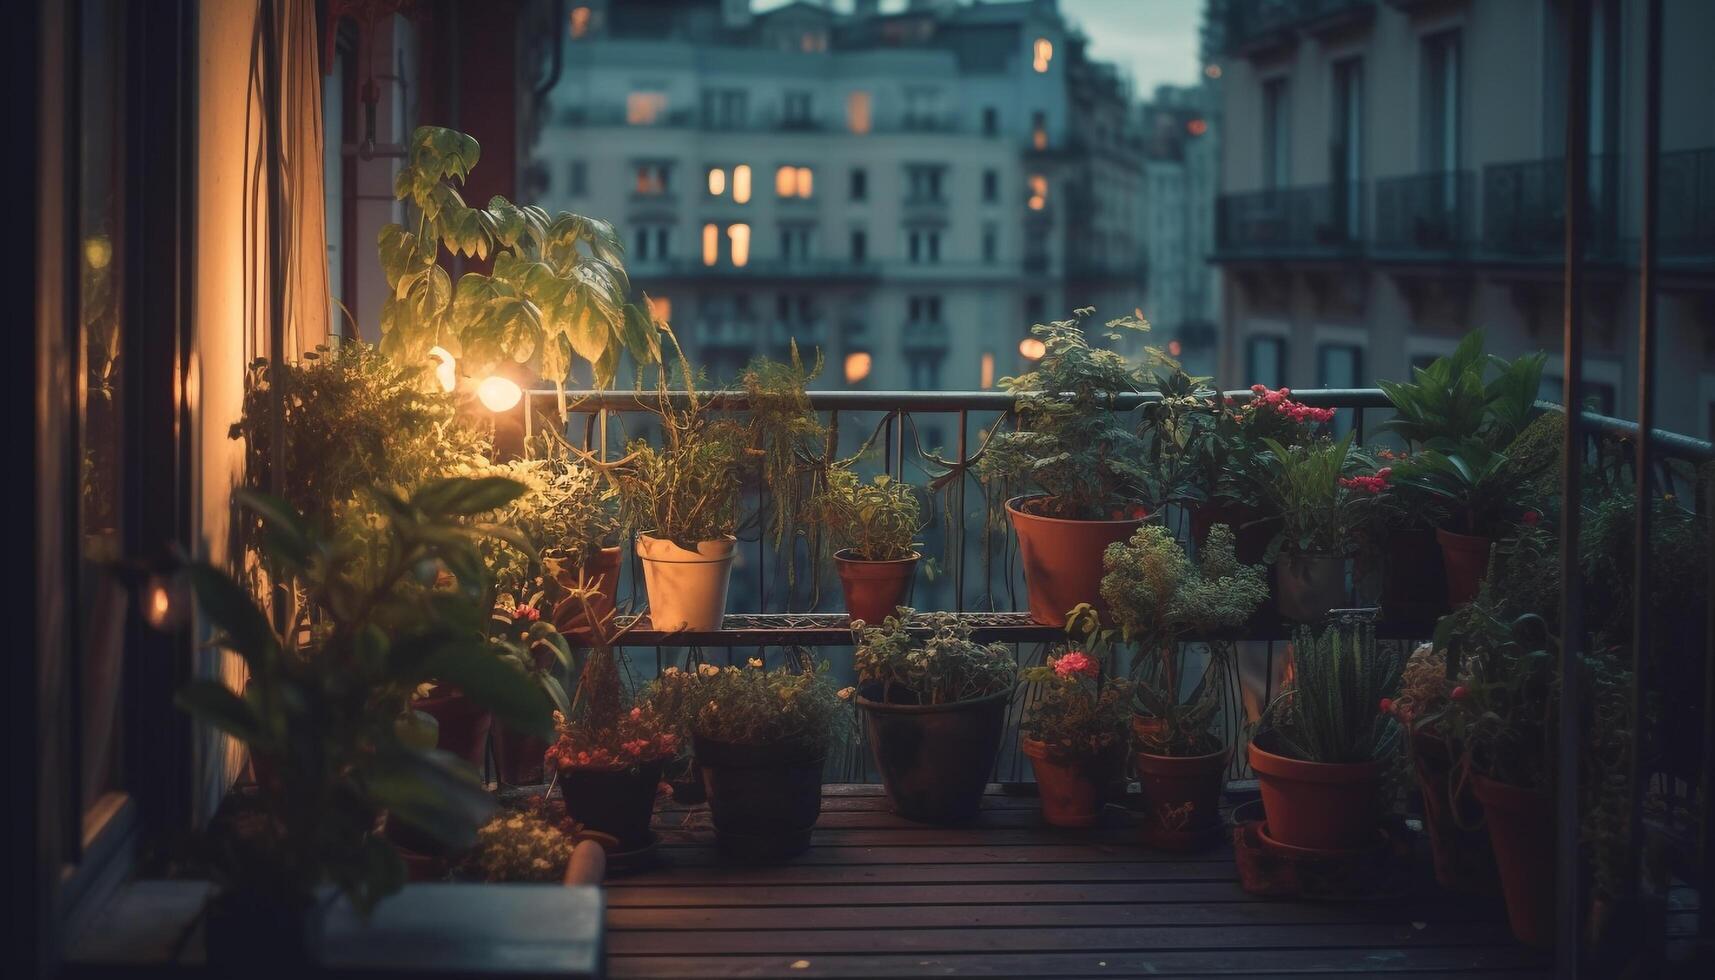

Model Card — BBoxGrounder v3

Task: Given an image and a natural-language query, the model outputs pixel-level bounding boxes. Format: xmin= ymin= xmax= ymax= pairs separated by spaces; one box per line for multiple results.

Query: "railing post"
xmin=1557 ymin=0 xmax=1592 ymax=973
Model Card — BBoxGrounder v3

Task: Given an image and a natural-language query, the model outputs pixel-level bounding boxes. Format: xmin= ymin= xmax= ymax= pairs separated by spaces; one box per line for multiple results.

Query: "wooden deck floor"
xmin=604 ymin=784 xmax=1556 ymax=979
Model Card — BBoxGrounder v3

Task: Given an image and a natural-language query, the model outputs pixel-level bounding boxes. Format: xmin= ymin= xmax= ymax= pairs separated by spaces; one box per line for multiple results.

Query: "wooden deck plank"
xmin=606 ymin=785 xmax=1546 ymax=978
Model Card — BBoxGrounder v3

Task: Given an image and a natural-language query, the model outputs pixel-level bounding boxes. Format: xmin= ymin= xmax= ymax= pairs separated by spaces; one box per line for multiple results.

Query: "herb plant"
xmin=1261 ymin=432 xmax=1393 ymax=559
xmin=1257 ymin=614 xmax=1403 ymax=765
xmin=978 ymin=308 xmax=1153 ymax=519
xmin=648 ymin=657 xmax=850 ymax=752
xmin=852 ymin=609 xmax=1018 ymax=705
xmin=814 ymin=469 xmax=922 ymax=562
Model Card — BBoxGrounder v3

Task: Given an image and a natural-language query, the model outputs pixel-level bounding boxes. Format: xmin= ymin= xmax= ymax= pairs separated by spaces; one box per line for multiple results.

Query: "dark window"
xmin=1421 ymin=30 xmax=1461 ymax=175
xmin=982 ymin=169 xmax=998 ymax=203
xmin=1317 ymin=343 xmax=1364 ymax=436
xmin=568 ymin=160 xmax=587 ymax=196
xmin=982 ymin=106 xmax=998 ymax=135
xmin=850 ymin=228 xmax=867 ymax=263
xmin=982 ymin=225 xmax=998 ymax=264
xmin=1025 ymin=293 xmax=1046 ymax=323
xmin=905 ymin=164 xmax=945 ymax=202
xmin=1262 ymin=78 xmax=1289 ymax=189
xmin=850 ymin=168 xmax=867 ymax=201
xmin=1246 ymin=335 xmax=1288 ymax=389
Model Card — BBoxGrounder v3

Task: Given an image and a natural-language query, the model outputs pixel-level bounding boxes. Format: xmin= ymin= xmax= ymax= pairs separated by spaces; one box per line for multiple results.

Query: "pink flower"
xmin=514 ymin=604 xmax=540 ymax=622
xmin=1522 ymin=510 xmax=1540 ymax=527
xmin=1053 ymin=650 xmax=1100 ymax=679
xmin=1250 ymin=384 xmax=1266 ymax=394
xmin=1451 ymin=686 xmax=1468 ymax=701
xmin=629 ymin=706 xmax=643 ymax=720
xmin=1378 ymin=697 xmax=1394 ymax=715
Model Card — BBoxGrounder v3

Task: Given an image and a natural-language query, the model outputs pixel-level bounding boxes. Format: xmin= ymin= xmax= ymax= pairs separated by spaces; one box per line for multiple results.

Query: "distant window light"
xmin=776 ymin=165 xmax=814 ymax=198
xmin=1032 ymin=111 xmax=1047 ymax=150
xmin=570 ymin=6 xmax=591 ymax=38
xmin=980 ymin=352 xmax=995 ymax=389
xmin=648 ymin=296 xmax=671 ymax=324
xmin=702 ymin=224 xmax=719 ymax=266
xmin=1187 ymin=118 xmax=1208 ymax=136
xmin=728 ymin=223 xmax=751 ymax=267
xmin=708 ymin=167 xmax=727 ymax=196
xmin=846 ymin=91 xmax=872 ymax=134
xmin=1205 ymin=63 xmax=1223 ymax=79
xmin=801 ymin=31 xmax=827 ymax=53
xmin=844 ymin=351 xmax=872 ymax=385
xmin=627 ymin=91 xmax=666 ymax=125
xmin=733 ymin=164 xmax=752 ymax=203
xmin=1027 ymin=174 xmax=1048 ymax=211
xmin=634 ymin=162 xmax=669 ymax=195
xmin=1033 ymin=38 xmax=1053 ymax=73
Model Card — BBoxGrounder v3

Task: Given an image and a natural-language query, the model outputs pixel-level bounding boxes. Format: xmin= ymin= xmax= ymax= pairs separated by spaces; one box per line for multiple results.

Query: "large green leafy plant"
xmin=1378 ymin=330 xmax=1544 ymax=450
xmin=978 ymin=308 xmax=1153 ymax=519
xmin=176 ymin=480 xmax=554 ymax=917
xmin=1261 ymin=432 xmax=1394 ymax=559
xmin=377 ymin=126 xmax=659 ymax=394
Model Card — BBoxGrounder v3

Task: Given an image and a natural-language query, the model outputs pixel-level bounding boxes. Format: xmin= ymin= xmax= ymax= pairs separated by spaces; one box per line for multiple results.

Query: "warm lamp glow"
xmin=1167 ymin=339 xmax=1184 ymax=357
xmin=844 ymin=351 xmax=872 ymax=384
xmin=847 ymin=91 xmax=872 ymax=134
xmin=728 ymin=223 xmax=751 ymax=267
xmin=796 ymin=167 xmax=813 ymax=198
xmin=980 ymin=352 xmax=995 ymax=389
xmin=1205 ymin=63 xmax=1223 ymax=79
xmin=733 ymin=165 xmax=752 ymax=203
xmin=708 ymin=167 xmax=726 ymax=196
xmin=476 ymin=375 xmax=524 ymax=413
xmin=1033 ymin=38 xmax=1053 ymax=73
xmin=647 ymin=296 xmax=672 ymax=323
xmin=428 ymin=345 xmax=458 ymax=393
xmin=1027 ymin=174 xmax=1048 ymax=211
xmin=702 ymin=223 xmax=720 ymax=266
xmin=1019 ymin=337 xmax=1046 ymax=360
xmin=1187 ymin=118 xmax=1208 ymax=136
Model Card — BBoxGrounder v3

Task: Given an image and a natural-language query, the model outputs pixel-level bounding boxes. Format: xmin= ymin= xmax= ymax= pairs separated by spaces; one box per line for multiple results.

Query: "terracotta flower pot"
xmin=1132 ymin=718 xmax=1230 ymax=850
xmin=1436 ymin=528 xmax=1492 ymax=607
xmin=1470 ymin=773 xmax=1556 ymax=948
xmin=637 ymin=533 xmax=736 ymax=632
xmin=1006 ymin=495 xmax=1147 ymax=627
xmin=1379 ymin=527 xmax=1450 ymax=622
xmin=1248 ymin=738 xmax=1384 ymax=851
xmin=558 ymin=758 xmax=667 ymax=852
xmin=694 ymin=735 xmax=826 ymax=861
xmin=552 ymin=545 xmax=622 ymax=634
xmin=1021 ymin=737 xmax=1123 ymax=828
xmin=414 ymin=687 xmax=492 ymax=770
xmin=1410 ymin=729 xmax=1497 ymax=895
xmin=493 ymin=725 xmax=549 ymax=786
xmin=858 ymin=684 xmax=1012 ymax=824
xmin=1276 ymin=553 xmax=1349 ymax=624
xmin=834 ymin=549 xmax=920 ymax=626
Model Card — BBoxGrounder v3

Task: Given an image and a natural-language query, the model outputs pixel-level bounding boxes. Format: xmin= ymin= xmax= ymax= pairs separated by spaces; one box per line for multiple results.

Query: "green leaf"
xmin=364 ymin=746 xmax=496 ymax=851
xmin=411 ymin=476 xmax=527 ymax=517
xmin=422 ymin=646 xmax=555 ymax=739
xmin=175 ymin=679 xmax=261 ymax=744
xmin=186 ymin=563 xmax=278 ymax=670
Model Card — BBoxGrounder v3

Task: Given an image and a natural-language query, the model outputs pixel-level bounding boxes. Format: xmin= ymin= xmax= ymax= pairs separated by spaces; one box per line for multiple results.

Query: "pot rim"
xmin=1247 ymin=738 xmax=1384 ymax=782
xmin=1131 ymin=742 xmax=1232 ymax=769
xmin=856 ymin=684 xmax=1015 ymax=715
xmin=556 ymin=755 xmax=673 ymax=775
xmin=1005 ymin=494 xmax=1150 ymax=525
xmin=1436 ymin=528 xmax=1492 ymax=547
xmin=692 ymin=733 xmax=828 ymax=767
xmin=833 ymin=548 xmax=922 ymax=565
xmin=637 ymin=532 xmax=738 ymax=562
xmin=1020 ymin=735 xmax=1125 ymax=761
xmin=1257 ymin=820 xmax=1384 ymax=858
xmin=1468 ymin=771 xmax=1551 ymax=806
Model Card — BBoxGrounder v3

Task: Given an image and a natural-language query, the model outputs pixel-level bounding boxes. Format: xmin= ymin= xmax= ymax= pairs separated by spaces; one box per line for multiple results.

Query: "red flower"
xmin=514 ymin=604 xmax=541 ymax=622
xmin=1378 ymin=697 xmax=1394 ymax=715
xmin=1053 ymin=650 xmax=1100 ymax=679
xmin=1522 ymin=510 xmax=1540 ymax=527
xmin=1451 ymin=686 xmax=1468 ymax=701
xmin=1339 ymin=475 xmax=1388 ymax=495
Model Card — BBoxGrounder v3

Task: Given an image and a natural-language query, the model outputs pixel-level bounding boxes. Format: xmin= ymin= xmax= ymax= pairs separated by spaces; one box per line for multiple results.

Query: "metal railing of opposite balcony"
xmin=1216 ymin=184 xmax=1365 ymax=257
xmin=1372 ymin=171 xmax=1476 ymax=257
xmin=515 ymin=386 xmax=1712 ymax=792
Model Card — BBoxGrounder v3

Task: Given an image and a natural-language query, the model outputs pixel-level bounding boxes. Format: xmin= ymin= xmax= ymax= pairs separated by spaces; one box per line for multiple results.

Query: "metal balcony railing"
xmin=518 ymin=386 xmax=1712 ymax=785
xmin=1223 ymin=0 xmax=1375 ymax=54
xmin=1481 ymin=154 xmax=1622 ymax=261
xmin=1373 ymin=170 xmax=1475 ymax=257
xmin=1660 ymin=148 xmax=1715 ymax=262
xmin=1215 ymin=184 xmax=1364 ymax=257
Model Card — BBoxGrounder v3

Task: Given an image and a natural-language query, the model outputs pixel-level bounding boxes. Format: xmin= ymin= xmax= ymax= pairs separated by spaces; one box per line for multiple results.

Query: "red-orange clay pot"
xmin=415 ymin=687 xmax=492 ymax=770
xmin=1436 ymin=529 xmax=1491 ymax=607
xmin=834 ymin=550 xmax=919 ymax=626
xmin=1248 ymin=739 xmax=1384 ymax=851
xmin=1132 ymin=719 xmax=1230 ymax=849
xmin=1022 ymin=737 xmax=1123 ymax=828
xmin=1007 ymin=496 xmax=1147 ymax=627
xmin=552 ymin=545 xmax=623 ymax=634
xmin=1471 ymin=774 xmax=1556 ymax=948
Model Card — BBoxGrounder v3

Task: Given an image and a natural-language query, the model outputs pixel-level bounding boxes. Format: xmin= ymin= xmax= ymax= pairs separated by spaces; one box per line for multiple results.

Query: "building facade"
xmin=1211 ymin=0 xmax=1715 ymax=438
xmin=526 ymin=0 xmax=1151 ymax=393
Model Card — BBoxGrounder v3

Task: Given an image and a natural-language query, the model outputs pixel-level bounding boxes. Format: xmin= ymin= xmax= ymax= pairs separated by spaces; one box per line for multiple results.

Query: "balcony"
xmin=1064 ymin=252 xmax=1151 ymax=284
xmin=1372 ymin=171 xmax=1475 ymax=259
xmin=644 ymin=258 xmax=882 ymax=283
xmin=1480 ymin=155 xmax=1622 ymax=263
xmin=1215 ymin=184 xmax=1363 ymax=259
xmin=1224 ymin=0 xmax=1375 ymax=58
xmin=1660 ymin=148 xmax=1715 ymax=264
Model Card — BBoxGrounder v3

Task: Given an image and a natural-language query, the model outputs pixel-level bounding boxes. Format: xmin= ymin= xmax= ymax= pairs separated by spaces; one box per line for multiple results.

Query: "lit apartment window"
xmin=980 ymin=352 xmax=995 ymax=389
xmin=570 ymin=6 xmax=591 ymax=38
xmin=708 ymin=166 xmax=727 ymax=197
xmin=727 ymin=223 xmax=751 ymax=267
xmin=982 ymin=169 xmax=998 ymax=203
xmin=846 ymin=91 xmax=872 ymax=134
xmin=647 ymin=296 xmax=671 ymax=324
xmin=567 ymin=160 xmax=587 ymax=196
xmin=702 ymin=224 xmax=720 ymax=266
xmin=1033 ymin=38 xmax=1053 ymax=73
xmin=850 ymin=168 xmax=867 ymax=201
xmin=633 ymin=161 xmax=672 ymax=195
xmin=776 ymin=165 xmax=813 ymax=199
xmin=627 ymin=91 xmax=667 ymax=126
xmin=1027 ymin=174 xmax=1048 ymax=211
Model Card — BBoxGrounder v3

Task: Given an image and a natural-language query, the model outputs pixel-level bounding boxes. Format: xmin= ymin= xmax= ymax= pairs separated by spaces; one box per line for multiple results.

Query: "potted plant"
xmin=1262 ymin=432 xmax=1391 ymax=623
xmin=1250 ymin=611 xmax=1403 ymax=852
xmin=174 ymin=481 xmax=555 ymax=964
xmin=1018 ymin=644 xmax=1133 ymax=827
xmin=978 ymin=308 xmax=1152 ymax=626
xmin=616 ymin=331 xmax=745 ymax=631
xmin=545 ymin=589 xmax=681 ymax=852
xmin=1391 ymin=439 xmax=1534 ymax=606
xmin=487 ymin=593 xmax=575 ymax=785
xmin=853 ymin=610 xmax=1019 ymax=823
xmin=1099 ymin=524 xmax=1269 ymax=848
xmin=814 ymin=469 xmax=925 ymax=624
xmin=651 ymin=657 xmax=849 ymax=860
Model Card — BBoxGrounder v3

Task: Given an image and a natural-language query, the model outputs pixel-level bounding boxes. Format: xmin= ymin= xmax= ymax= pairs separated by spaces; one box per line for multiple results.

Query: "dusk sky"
xmin=752 ymin=0 xmax=1207 ymax=97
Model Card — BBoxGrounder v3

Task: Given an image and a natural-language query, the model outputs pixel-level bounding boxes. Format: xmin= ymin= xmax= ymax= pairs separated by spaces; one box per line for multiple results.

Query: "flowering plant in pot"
xmin=1261 ymin=432 xmax=1394 ymax=623
xmin=1018 ymin=644 xmax=1133 ymax=828
xmin=1250 ymin=611 xmax=1403 ymax=852
xmin=853 ymin=609 xmax=1019 ymax=823
xmin=977 ymin=307 xmax=1153 ymax=626
xmin=615 ymin=330 xmax=745 ymax=631
xmin=546 ymin=589 xmax=681 ymax=852
xmin=813 ymin=469 xmax=925 ymax=625
xmin=1099 ymin=524 xmax=1269 ymax=847
xmin=174 ymin=481 xmax=555 ymax=963
xmin=484 ymin=593 xmax=575 ymax=785
xmin=649 ymin=656 xmax=850 ymax=860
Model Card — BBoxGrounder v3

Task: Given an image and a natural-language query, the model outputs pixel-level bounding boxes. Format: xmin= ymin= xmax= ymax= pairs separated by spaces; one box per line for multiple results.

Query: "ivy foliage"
xmin=378 ymin=126 xmax=660 ymax=389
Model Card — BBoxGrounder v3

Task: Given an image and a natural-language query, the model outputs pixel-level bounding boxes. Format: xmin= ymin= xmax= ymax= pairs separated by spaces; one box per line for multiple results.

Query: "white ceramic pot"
xmin=636 ymin=533 xmax=737 ymax=631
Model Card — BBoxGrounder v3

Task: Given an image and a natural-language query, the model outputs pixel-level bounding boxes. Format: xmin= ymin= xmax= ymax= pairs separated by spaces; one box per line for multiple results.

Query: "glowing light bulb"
xmin=1019 ymin=338 xmax=1046 ymax=361
xmin=428 ymin=346 xmax=458 ymax=393
xmin=844 ymin=351 xmax=872 ymax=384
xmin=477 ymin=375 xmax=524 ymax=413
